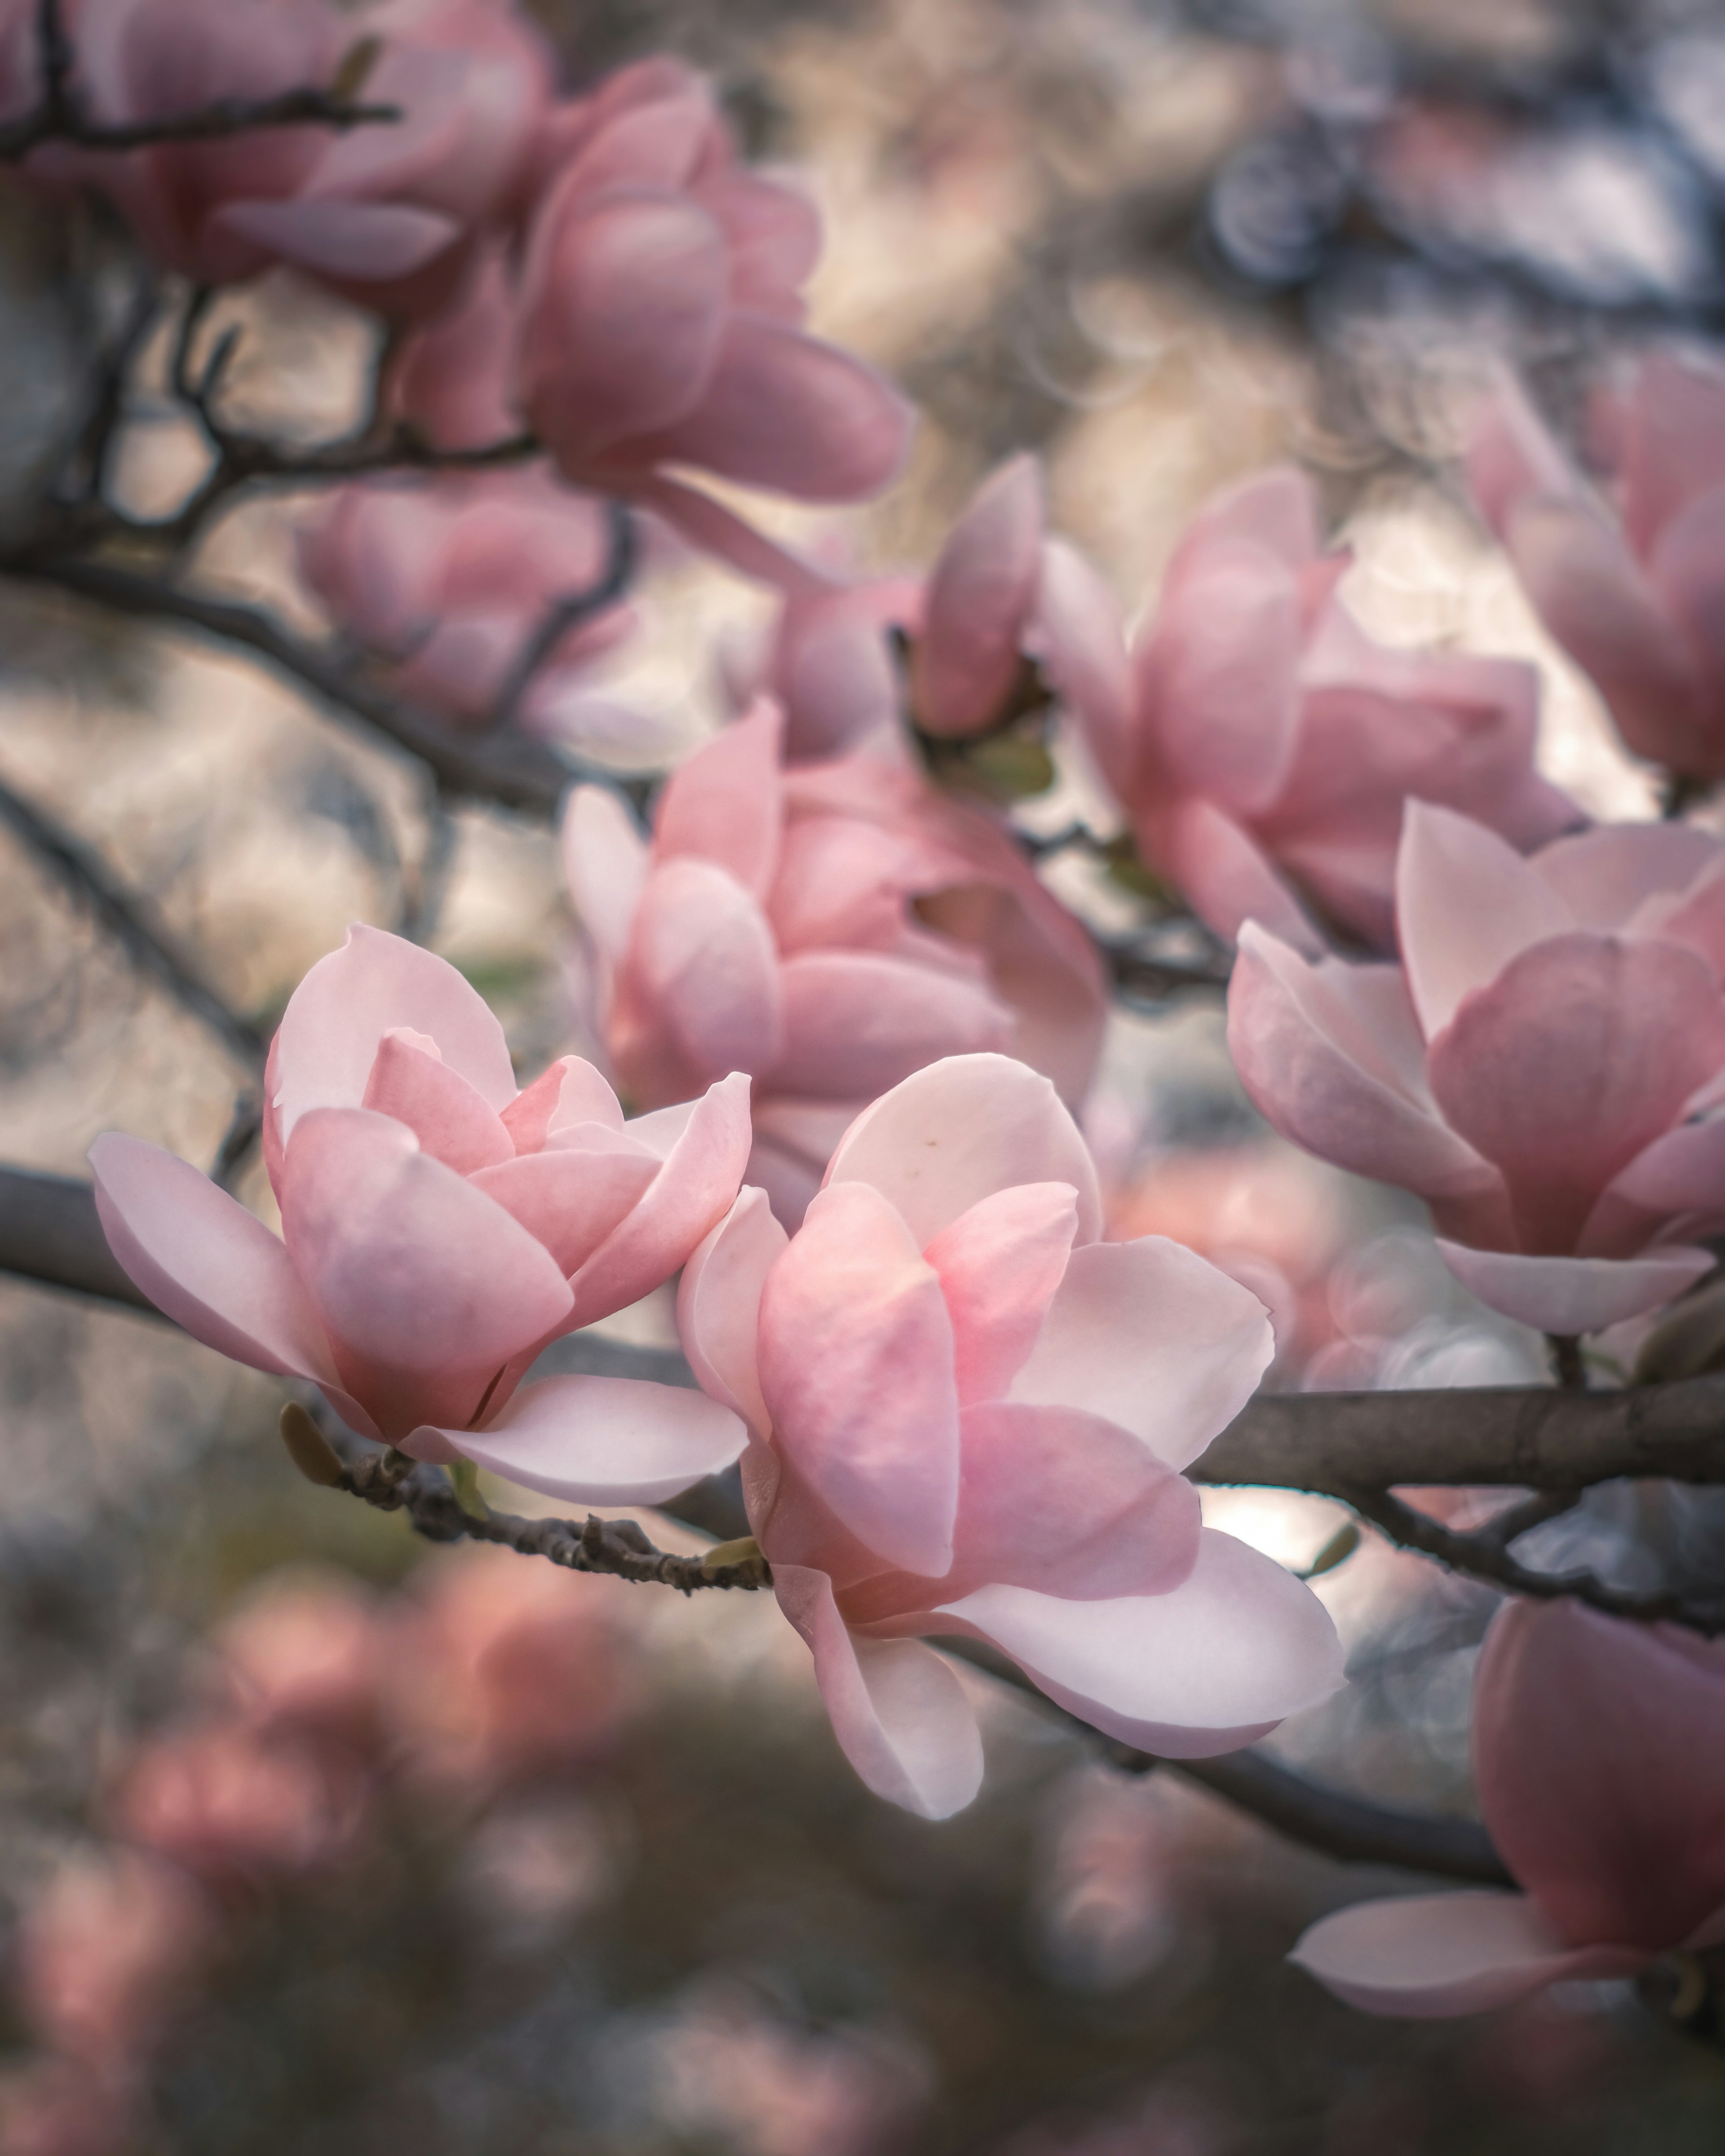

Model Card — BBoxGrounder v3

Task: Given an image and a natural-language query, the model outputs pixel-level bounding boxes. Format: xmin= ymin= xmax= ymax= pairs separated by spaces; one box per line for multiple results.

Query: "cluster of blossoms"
xmin=36 ymin=0 xmax=1725 ymax=2039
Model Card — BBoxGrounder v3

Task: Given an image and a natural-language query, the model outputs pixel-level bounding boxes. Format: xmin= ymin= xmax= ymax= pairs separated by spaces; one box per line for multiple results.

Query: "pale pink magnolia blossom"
xmin=1227 ymin=801 xmax=1725 ymax=1335
xmin=391 ymin=58 xmax=912 ymax=585
xmin=562 ymin=702 xmax=1109 ymax=1225
xmin=1070 ymin=467 xmax=1579 ymax=954
xmin=216 ymin=1568 xmax=386 ymax=1750
xmin=678 ymin=1054 xmax=1345 ymax=1819
xmin=296 ymin=470 xmax=642 ymax=746
xmin=1467 ymin=356 xmax=1725 ymax=781
xmin=1292 ymin=1597 xmax=1725 ymax=2017
xmin=56 ymin=0 xmax=553 ymax=312
xmin=90 ymin=924 xmax=748 ymax=1501
xmin=114 ymin=1721 xmax=373 ymax=1886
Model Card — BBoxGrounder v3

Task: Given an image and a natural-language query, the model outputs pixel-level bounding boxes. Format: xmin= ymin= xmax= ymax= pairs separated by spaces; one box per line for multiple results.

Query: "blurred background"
xmin=2 ymin=0 xmax=1724 ymax=2147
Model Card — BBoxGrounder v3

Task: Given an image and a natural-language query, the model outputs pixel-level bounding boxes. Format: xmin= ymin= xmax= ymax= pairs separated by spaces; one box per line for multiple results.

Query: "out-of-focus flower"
xmin=385 ymin=1543 xmax=633 ymax=1794
xmin=16 ymin=1850 xmax=218 ymax=2065
xmin=52 ymin=0 xmax=552 ymax=312
xmin=1229 ymin=804 xmax=1725 ymax=1335
xmin=392 ymin=58 xmax=912 ymax=580
xmin=296 ymin=470 xmax=640 ymax=744
xmin=1071 ymin=467 xmax=1578 ymax=953
xmin=0 ymin=2060 xmax=146 ymax=2156
xmin=1291 ymin=1597 xmax=1725 ymax=2015
xmin=1468 ymin=356 xmax=1725 ymax=783
xmin=90 ymin=925 xmax=748 ymax=1501
xmin=113 ymin=1721 xmax=372 ymax=1886
xmin=563 ymin=702 xmax=1108 ymax=1224
xmin=215 ymin=1566 xmax=386 ymax=1751
xmin=679 ymin=1054 xmax=1344 ymax=1818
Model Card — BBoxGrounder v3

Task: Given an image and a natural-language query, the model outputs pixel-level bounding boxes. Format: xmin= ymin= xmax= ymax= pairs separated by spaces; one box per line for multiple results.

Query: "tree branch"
xmin=491 ymin=500 xmax=639 ymax=733
xmin=0 ymin=772 xmax=267 ymax=1072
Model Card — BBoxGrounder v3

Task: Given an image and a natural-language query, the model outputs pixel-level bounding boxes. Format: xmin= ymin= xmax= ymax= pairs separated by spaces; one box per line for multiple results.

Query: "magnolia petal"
xmin=503 ymin=1054 xmax=626 ymax=1153
xmin=214 ymin=199 xmax=462 ymax=283
xmin=1436 ymin=1239 xmax=1713 ymax=1333
xmin=1034 ymin=538 xmax=1132 ymax=791
xmin=628 ymin=858 xmax=786 ymax=1085
xmin=935 ymin=1528 xmax=1344 ymax=1755
xmin=758 ymin=1180 xmax=960 ymax=1577
xmin=912 ymin=455 xmax=1043 ymax=738
xmin=360 ymin=1032 xmax=514 ymax=1174
xmin=89 ymin=1133 xmax=336 ymax=1386
xmin=825 ymin=1053 xmax=1102 ymax=1251
xmin=651 ymin=699 xmax=784 ymax=901
xmin=444 ymin=1373 xmax=745 ymax=1503
xmin=924 ymin=1182 xmax=1079 ymax=1406
xmin=271 ymin=924 xmax=518 ymax=1148
xmin=561 ymin=786 xmax=650 ymax=963
xmin=774 ymin=1564 xmax=983 ymax=1819
xmin=566 ymin=1071 xmax=753 ymax=1327
xmin=677 ymin=1186 xmax=787 ymax=1434
xmin=1396 ymin=803 xmax=1572 ymax=1040
xmin=469 ymin=1140 xmax=660 ymax=1279
xmin=1290 ymin=1893 xmax=1645 ymax=2020
xmin=1007 ymin=1236 xmax=1273 ymax=1471
xmin=774 ymin=950 xmax=1016 ymax=1100
xmin=1152 ymin=798 xmax=1322 ymax=955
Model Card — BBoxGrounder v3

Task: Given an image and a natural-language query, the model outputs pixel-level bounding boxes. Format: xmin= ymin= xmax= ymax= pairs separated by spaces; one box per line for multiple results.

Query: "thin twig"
xmin=1103 ymin=940 xmax=1234 ymax=1001
xmin=0 ymin=773 xmax=266 ymax=1073
xmin=491 ymin=500 xmax=638 ymax=732
xmin=396 ymin=792 xmax=459 ymax=945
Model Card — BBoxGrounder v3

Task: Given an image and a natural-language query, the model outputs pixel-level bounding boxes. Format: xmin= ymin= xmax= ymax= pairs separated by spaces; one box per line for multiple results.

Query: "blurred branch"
xmin=0 ymin=771 xmax=267 ymax=1073
xmin=0 ymin=1166 xmax=153 ymax=1312
xmin=0 ymin=0 xmax=399 ymax=158
xmin=1102 ymin=941 xmax=1234 ymax=1001
xmin=491 ymin=500 xmax=639 ymax=733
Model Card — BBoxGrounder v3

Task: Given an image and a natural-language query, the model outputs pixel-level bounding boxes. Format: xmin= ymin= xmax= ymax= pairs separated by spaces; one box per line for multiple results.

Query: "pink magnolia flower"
xmin=678 ymin=1054 xmax=1345 ymax=1818
xmin=1227 ymin=801 xmax=1725 ymax=1335
xmin=296 ymin=470 xmax=638 ymax=745
xmin=749 ymin=457 xmax=1054 ymax=760
xmin=1292 ymin=1597 xmax=1725 ymax=2016
xmin=391 ymin=58 xmax=912 ymax=583
xmin=90 ymin=924 xmax=748 ymax=1501
xmin=562 ymin=702 xmax=1109 ymax=1225
xmin=1071 ymin=467 xmax=1579 ymax=953
xmin=216 ymin=1567 xmax=386 ymax=1751
xmin=1467 ymin=356 xmax=1725 ymax=782
xmin=59 ymin=0 xmax=552 ymax=312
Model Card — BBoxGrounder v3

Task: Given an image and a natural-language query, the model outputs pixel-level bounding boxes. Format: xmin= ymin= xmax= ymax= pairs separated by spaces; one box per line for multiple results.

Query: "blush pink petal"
xmin=520 ymin=190 xmax=729 ymax=464
xmin=468 ymin=1140 xmax=659 ymax=1280
xmin=628 ymin=859 xmax=785 ymax=1086
xmin=774 ymin=949 xmax=1016 ymax=1098
xmin=1435 ymin=1240 xmax=1713 ymax=1333
xmin=934 ymin=1528 xmax=1344 ymax=1756
xmin=912 ymin=455 xmax=1044 ymax=738
xmin=1154 ymin=798 xmax=1322 ymax=955
xmin=1529 ymin=821 xmax=1721 ymax=928
xmin=1290 ymin=1894 xmax=1645 ymax=2020
xmin=212 ymin=198 xmax=461 ymax=282
xmin=1032 ymin=539 xmax=1132 ymax=791
xmin=440 ymin=1372 xmax=744 ymax=1504
xmin=622 ymin=312 xmax=915 ymax=503
xmin=501 ymin=1054 xmax=625 ymax=1154
xmin=389 ymin=245 xmax=521 ymax=451
xmin=1590 ymin=1115 xmax=1725 ymax=1233
xmin=278 ymin=1109 xmax=573 ymax=1432
xmin=1475 ymin=1600 xmax=1725 ymax=1952
xmin=652 ymin=702 xmax=784 ymax=901
xmin=565 ymin=1071 xmax=753 ymax=1327
xmin=924 ymin=1182 xmax=1079 ymax=1406
xmin=950 ymin=1401 xmax=1201 ymax=1599
xmin=561 ymin=786 xmax=651 ymax=965
xmin=1425 ymin=934 xmax=1725 ymax=1251
xmin=1006 ymin=1236 xmax=1274 ymax=1471
xmin=757 ymin=1180 xmax=961 ymax=1577
xmin=270 ymin=922 xmax=518 ymax=1149
xmin=360 ymin=1031 xmax=514 ymax=1174
xmin=677 ymin=1186 xmax=788 ymax=1432
xmin=1228 ymin=926 xmax=1503 ymax=1207
xmin=1395 ymin=801 xmax=1572 ymax=1039
xmin=774 ymin=1564 xmax=984 ymax=1820
xmin=1653 ymin=486 xmax=1725 ymax=684
xmin=771 ymin=590 xmax=900 ymax=760
xmin=88 ymin=1133 xmax=338 ymax=1389
xmin=825 ymin=1052 xmax=1102 ymax=1250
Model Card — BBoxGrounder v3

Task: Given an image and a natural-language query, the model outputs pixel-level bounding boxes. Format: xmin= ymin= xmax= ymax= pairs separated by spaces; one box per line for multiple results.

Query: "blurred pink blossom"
xmin=392 ymin=58 xmax=912 ymax=583
xmin=0 ymin=2059 xmax=146 ymax=2156
xmin=385 ymin=1543 xmax=634 ymax=1794
xmin=296 ymin=470 xmax=640 ymax=745
xmin=16 ymin=1850 xmax=218 ymax=2066
xmin=563 ymin=702 xmax=1108 ymax=1225
xmin=1291 ymin=1596 xmax=1725 ymax=2016
xmin=1229 ymin=803 xmax=1725 ymax=1335
xmin=90 ymin=925 xmax=748 ymax=1501
xmin=1468 ymin=354 xmax=1725 ymax=782
xmin=1070 ymin=467 xmax=1579 ymax=953
xmin=679 ymin=1053 xmax=1344 ymax=1818
xmin=215 ymin=1565 xmax=387 ymax=1752
xmin=52 ymin=0 xmax=553 ymax=313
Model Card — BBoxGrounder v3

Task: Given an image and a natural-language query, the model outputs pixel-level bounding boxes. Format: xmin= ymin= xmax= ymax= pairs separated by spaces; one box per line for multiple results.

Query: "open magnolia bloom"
xmin=1069 ymin=467 xmax=1579 ymax=954
xmin=1292 ymin=1598 xmax=1725 ymax=2018
xmin=564 ymin=700 xmax=1107 ymax=1227
xmin=1468 ymin=356 xmax=1725 ymax=783
xmin=90 ymin=926 xmax=748 ymax=1503
xmin=1229 ymin=802 xmax=1725 ymax=1336
xmin=677 ymin=1054 xmax=1346 ymax=1820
